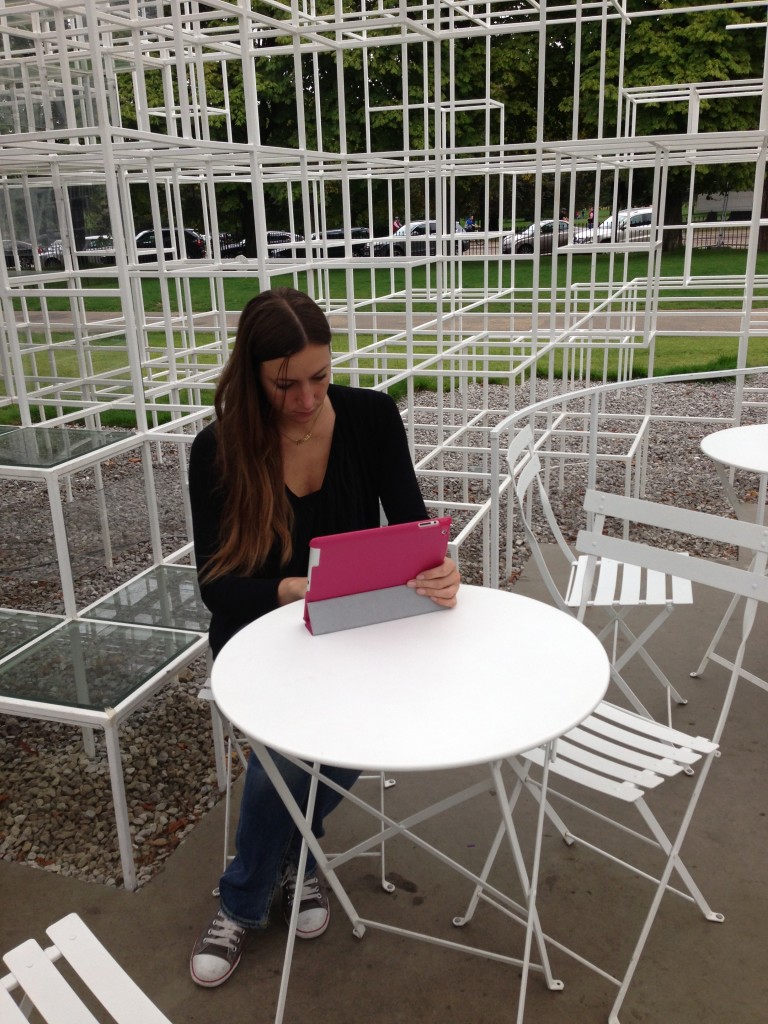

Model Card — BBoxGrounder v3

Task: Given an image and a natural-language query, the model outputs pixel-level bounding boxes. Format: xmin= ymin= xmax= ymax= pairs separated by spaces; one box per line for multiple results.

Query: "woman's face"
xmin=259 ymin=343 xmax=331 ymax=430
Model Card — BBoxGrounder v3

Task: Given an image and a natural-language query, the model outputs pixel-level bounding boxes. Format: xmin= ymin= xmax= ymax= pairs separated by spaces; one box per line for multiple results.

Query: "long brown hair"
xmin=201 ymin=287 xmax=332 ymax=581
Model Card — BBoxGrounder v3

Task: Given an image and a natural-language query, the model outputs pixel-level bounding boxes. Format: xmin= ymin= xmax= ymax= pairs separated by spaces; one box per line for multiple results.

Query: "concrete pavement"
xmin=3 ymin=553 xmax=767 ymax=1023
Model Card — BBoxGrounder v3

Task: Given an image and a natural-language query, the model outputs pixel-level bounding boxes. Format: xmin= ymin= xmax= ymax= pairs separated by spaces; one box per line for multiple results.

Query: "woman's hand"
xmin=406 ymin=556 xmax=460 ymax=608
xmin=278 ymin=576 xmax=309 ymax=605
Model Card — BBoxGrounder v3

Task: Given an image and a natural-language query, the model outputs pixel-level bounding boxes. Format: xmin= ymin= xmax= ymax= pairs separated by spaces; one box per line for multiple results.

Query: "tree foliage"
xmin=115 ymin=0 xmax=766 ymax=244
xmin=573 ymin=0 xmax=764 ymax=242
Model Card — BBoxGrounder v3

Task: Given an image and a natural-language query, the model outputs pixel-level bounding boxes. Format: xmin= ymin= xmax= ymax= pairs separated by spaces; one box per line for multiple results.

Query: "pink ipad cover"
xmin=303 ymin=516 xmax=452 ymax=634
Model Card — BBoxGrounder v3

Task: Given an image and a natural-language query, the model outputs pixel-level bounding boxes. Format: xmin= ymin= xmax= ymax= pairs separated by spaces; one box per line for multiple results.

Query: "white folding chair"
xmin=508 ymin=425 xmax=692 ymax=723
xmin=578 ymin=488 xmax=768 ymax=745
xmin=455 ymin=701 xmax=721 ymax=1024
xmin=458 ymin=491 xmax=768 ymax=1022
xmin=1 ymin=913 xmax=172 ymax=1023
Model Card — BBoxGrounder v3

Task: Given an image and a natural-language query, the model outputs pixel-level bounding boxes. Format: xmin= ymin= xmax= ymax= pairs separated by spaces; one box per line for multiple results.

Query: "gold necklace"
xmin=281 ymin=402 xmax=325 ymax=446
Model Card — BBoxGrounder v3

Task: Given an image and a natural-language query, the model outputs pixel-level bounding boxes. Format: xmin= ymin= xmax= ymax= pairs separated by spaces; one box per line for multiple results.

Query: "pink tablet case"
xmin=303 ymin=516 xmax=452 ymax=635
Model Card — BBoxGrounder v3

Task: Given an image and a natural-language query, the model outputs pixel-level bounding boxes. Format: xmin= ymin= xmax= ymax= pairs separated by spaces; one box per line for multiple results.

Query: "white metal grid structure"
xmin=0 ymin=0 xmax=767 ymax=892
xmin=1 ymin=0 xmax=767 ymax=430
xmin=1 ymin=2 xmax=766 ymax=582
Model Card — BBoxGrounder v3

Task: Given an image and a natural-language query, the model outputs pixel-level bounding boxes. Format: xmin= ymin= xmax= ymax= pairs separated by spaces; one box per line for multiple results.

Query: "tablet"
xmin=303 ymin=516 xmax=452 ymax=635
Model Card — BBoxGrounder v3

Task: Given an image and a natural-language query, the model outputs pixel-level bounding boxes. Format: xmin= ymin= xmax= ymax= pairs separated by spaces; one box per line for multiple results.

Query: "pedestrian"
xmin=188 ymin=287 xmax=460 ymax=988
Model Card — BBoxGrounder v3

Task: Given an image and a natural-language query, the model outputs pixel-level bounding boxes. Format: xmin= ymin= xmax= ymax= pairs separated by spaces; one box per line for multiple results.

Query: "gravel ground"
xmin=1 ymin=374 xmax=766 ymax=888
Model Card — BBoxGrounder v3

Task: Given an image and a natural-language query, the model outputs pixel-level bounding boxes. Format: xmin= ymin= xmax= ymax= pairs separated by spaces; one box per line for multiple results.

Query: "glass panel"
xmin=0 ymin=426 xmax=129 ymax=468
xmin=86 ymin=566 xmax=210 ymax=633
xmin=0 ymin=620 xmax=201 ymax=708
xmin=0 ymin=608 xmax=64 ymax=658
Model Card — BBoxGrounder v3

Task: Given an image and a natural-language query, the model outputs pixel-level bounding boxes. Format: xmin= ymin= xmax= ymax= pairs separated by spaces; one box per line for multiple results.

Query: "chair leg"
xmin=452 ymin=772 xmax=527 ymax=925
xmin=327 ymin=772 xmax=397 ymax=892
xmin=612 ymin=613 xmax=688 ymax=705
xmin=606 ymin=757 xmax=722 ymax=1024
xmin=690 ymin=590 xmax=741 ymax=679
xmin=220 ymin=727 xmax=249 ymax=875
xmin=594 ymin=608 xmax=688 ymax=725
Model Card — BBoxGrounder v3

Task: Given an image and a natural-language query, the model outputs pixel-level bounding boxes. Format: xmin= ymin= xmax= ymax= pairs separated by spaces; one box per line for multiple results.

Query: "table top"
xmin=212 ymin=585 xmax=610 ymax=772
xmin=84 ymin=565 xmax=211 ymax=633
xmin=0 ymin=608 xmax=64 ymax=660
xmin=0 ymin=619 xmax=202 ymax=710
xmin=701 ymin=423 xmax=768 ymax=476
xmin=0 ymin=425 xmax=130 ymax=469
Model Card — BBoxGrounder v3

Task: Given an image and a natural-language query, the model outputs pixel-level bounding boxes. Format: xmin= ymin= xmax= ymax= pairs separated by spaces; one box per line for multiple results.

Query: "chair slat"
xmin=522 ymin=744 xmax=643 ymax=803
xmin=553 ymin=737 xmax=666 ymax=787
xmin=0 ymin=985 xmax=35 ymax=1024
xmin=3 ymin=939 xmax=101 ymax=1024
xmin=671 ymin=574 xmax=694 ymax=604
xmin=593 ymin=558 xmax=620 ymax=604
xmin=580 ymin=714 xmax=701 ymax=765
xmin=594 ymin=702 xmax=717 ymax=755
xmin=564 ymin=726 xmax=683 ymax=778
xmin=565 ymin=557 xmax=589 ymax=606
xmin=46 ymin=915 xmax=172 ymax=1024
xmin=576 ymin=529 xmax=768 ymax=606
xmin=583 ymin=487 xmax=768 ymax=550
xmin=643 ymin=568 xmax=667 ymax=604
xmin=617 ymin=562 xmax=641 ymax=604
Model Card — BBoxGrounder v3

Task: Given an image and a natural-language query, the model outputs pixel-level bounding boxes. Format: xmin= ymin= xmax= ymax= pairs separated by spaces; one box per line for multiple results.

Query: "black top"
xmin=189 ymin=384 xmax=428 ymax=656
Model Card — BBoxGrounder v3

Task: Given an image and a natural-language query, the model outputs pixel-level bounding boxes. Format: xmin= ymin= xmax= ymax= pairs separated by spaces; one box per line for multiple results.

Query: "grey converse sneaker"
xmin=281 ymin=864 xmax=330 ymax=939
xmin=190 ymin=909 xmax=247 ymax=987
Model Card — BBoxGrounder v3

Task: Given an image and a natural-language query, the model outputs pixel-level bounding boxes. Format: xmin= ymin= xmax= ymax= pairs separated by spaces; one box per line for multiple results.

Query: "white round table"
xmin=701 ymin=423 xmax=768 ymax=525
xmin=695 ymin=423 xmax=768 ymax=683
xmin=212 ymin=585 xmax=609 ymax=1024
xmin=212 ymin=584 xmax=609 ymax=771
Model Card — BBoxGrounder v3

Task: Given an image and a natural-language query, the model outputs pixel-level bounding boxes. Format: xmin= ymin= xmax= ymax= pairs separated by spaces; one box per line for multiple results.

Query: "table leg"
xmin=93 ymin=462 xmax=113 ymax=568
xmin=103 ymin=719 xmax=138 ymax=892
xmin=251 ymin=742 xmax=366 ymax=927
xmin=251 ymin=743 xmax=367 ymax=1024
xmin=254 ymin=742 xmax=564 ymax=1024
xmin=272 ymin=767 xmax=319 ymax=1024
xmin=454 ymin=755 xmax=563 ymax=1012
xmin=489 ymin=753 xmax=563 ymax=1022
xmin=45 ymin=473 xmax=77 ymax=618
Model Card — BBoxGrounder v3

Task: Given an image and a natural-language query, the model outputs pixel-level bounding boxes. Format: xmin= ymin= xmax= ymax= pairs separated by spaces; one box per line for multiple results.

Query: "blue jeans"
xmin=218 ymin=748 xmax=360 ymax=928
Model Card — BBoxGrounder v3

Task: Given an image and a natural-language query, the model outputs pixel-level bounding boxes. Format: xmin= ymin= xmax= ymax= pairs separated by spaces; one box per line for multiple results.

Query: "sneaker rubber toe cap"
xmin=296 ymin=906 xmax=330 ymax=939
xmin=190 ymin=952 xmax=239 ymax=987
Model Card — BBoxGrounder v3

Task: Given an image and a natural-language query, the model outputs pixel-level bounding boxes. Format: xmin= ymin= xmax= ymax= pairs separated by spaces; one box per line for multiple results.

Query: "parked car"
xmin=502 ymin=219 xmax=570 ymax=255
xmin=40 ymin=239 xmax=64 ymax=268
xmin=264 ymin=230 xmax=305 ymax=258
xmin=207 ymin=232 xmax=247 ymax=258
xmin=374 ymin=220 xmax=469 ymax=257
xmin=134 ymin=227 xmax=206 ymax=262
xmin=310 ymin=227 xmax=370 ymax=258
xmin=40 ymin=235 xmax=115 ymax=269
xmin=574 ymin=207 xmax=654 ymax=244
xmin=3 ymin=240 xmax=35 ymax=269
xmin=80 ymin=235 xmax=115 ymax=266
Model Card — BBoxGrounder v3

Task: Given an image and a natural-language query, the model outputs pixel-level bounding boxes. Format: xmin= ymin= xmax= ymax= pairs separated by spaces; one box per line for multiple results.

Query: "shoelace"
xmin=284 ymin=869 xmax=322 ymax=905
xmin=205 ymin=912 xmax=244 ymax=952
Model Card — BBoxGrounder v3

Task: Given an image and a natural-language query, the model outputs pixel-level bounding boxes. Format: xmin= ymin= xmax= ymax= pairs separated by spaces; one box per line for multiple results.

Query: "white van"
xmin=592 ymin=207 xmax=654 ymax=244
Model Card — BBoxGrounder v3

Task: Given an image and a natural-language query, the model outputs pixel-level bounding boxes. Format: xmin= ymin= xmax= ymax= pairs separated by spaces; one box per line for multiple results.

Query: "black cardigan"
xmin=189 ymin=384 xmax=428 ymax=656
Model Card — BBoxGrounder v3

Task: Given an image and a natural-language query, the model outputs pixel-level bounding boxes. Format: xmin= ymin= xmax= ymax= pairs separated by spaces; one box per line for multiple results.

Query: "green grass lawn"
xmin=15 ymin=247 xmax=768 ymax=315
xmin=3 ymin=248 xmax=767 ymax=427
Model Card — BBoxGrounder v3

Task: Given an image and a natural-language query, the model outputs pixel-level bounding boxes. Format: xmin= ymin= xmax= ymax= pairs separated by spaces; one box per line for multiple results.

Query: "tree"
xmin=574 ymin=0 xmax=764 ymax=247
